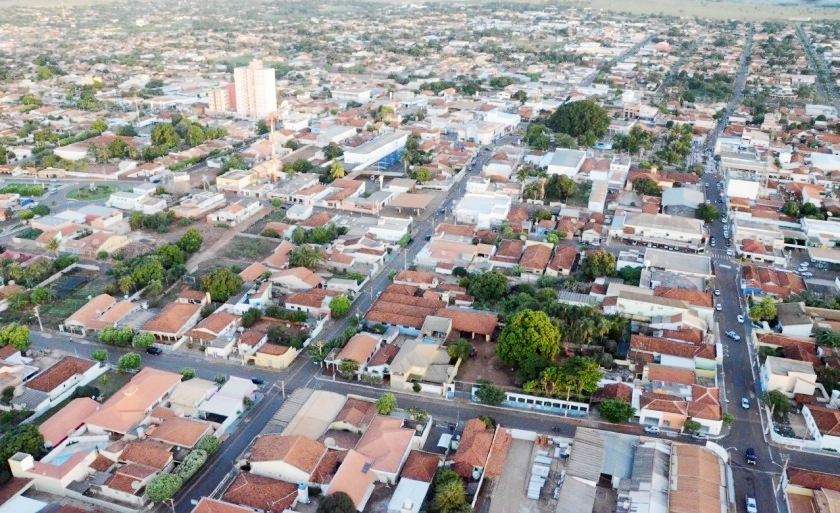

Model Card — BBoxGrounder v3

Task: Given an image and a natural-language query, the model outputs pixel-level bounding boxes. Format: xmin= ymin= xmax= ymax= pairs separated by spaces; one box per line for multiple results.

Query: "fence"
xmin=469 ymin=386 xmax=590 ymax=417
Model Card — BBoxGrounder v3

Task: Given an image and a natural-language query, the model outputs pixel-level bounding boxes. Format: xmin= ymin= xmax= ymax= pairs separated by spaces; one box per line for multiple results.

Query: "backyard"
xmin=221 ymin=235 xmax=278 ymax=262
xmin=36 ymin=269 xmax=111 ymax=328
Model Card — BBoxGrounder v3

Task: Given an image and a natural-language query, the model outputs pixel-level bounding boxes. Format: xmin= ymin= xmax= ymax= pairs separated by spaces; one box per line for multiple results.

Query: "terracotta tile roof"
xmin=519 ymin=244 xmax=552 ymax=271
xmin=89 ymin=454 xmax=115 ymax=472
xmin=223 ymin=472 xmax=297 ymax=513
xmin=240 ymin=262 xmax=270 ymax=282
xmin=549 ymin=246 xmax=578 ymax=272
xmin=592 ymin=382 xmax=634 ymax=403
xmin=256 ymin=343 xmax=289 ymax=356
xmin=105 ymin=473 xmax=143 ymax=495
xmin=147 ymin=417 xmax=213 ymax=448
xmin=395 ymin=270 xmax=437 ymax=285
xmin=26 ymin=356 xmax=96 ymax=393
xmin=85 ymin=367 xmax=182 ymax=435
xmin=326 ymin=450 xmax=376 ymax=509
xmin=0 ymin=478 xmax=32 ymax=505
xmin=334 ymin=398 xmax=377 ymax=430
xmin=355 ymin=415 xmax=414 ymax=474
xmin=38 ymin=397 xmax=100 ymax=447
xmin=310 ymin=449 xmax=344 ymax=485
xmin=788 ymin=468 xmax=840 ymax=492
xmin=186 ymin=312 xmax=239 ymax=341
xmin=119 ymin=440 xmax=173 ymax=470
xmin=336 ymin=334 xmax=379 ymax=364
xmin=630 ymin=335 xmax=715 ymax=360
xmin=451 ymin=418 xmax=494 ymax=478
xmin=250 ymin=434 xmax=327 ymax=473
xmin=369 ymin=343 xmax=399 ymax=367
xmin=434 ymin=308 xmax=498 ymax=336
xmin=400 ymin=450 xmax=441 ymax=482
xmin=653 ymin=287 xmax=712 ymax=308
xmin=0 ymin=346 xmax=18 ymax=361
xmin=639 ymin=394 xmax=688 ymax=415
xmin=807 ymin=406 xmax=840 ymax=436
xmin=193 ymin=498 xmax=256 ymax=513
xmin=262 ymin=241 xmax=296 ymax=269
xmin=647 ymin=364 xmax=696 ymax=385
xmin=142 ymin=302 xmax=202 ymax=335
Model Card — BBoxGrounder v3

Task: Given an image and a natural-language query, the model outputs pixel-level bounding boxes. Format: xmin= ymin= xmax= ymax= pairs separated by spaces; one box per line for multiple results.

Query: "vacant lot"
xmin=457 ymin=341 xmax=516 ymax=387
xmin=38 ymin=269 xmax=110 ymax=327
xmin=221 ymin=235 xmax=278 ymax=262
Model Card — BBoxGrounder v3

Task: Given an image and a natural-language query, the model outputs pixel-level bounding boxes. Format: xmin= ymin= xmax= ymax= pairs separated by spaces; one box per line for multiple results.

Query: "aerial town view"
xmin=2 ymin=1 xmax=840 ymax=513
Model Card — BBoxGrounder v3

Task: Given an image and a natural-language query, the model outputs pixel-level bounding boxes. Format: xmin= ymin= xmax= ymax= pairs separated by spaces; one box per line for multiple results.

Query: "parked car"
xmin=745 ymin=448 xmax=757 ymax=465
xmin=714 ymin=289 xmax=721 ymax=296
xmin=737 ymin=314 xmax=745 ymax=324
xmin=726 ymin=249 xmax=734 ymax=257
xmin=692 ymin=433 xmax=708 ymax=441
xmin=715 ymin=304 xmax=723 ymax=311
xmin=251 ymin=378 xmax=264 ymax=385
xmin=146 ymin=347 xmax=162 ymax=355
xmin=741 ymin=397 xmax=750 ymax=409
xmin=644 ymin=425 xmax=661 ymax=435
xmin=746 ymin=496 xmax=758 ymax=513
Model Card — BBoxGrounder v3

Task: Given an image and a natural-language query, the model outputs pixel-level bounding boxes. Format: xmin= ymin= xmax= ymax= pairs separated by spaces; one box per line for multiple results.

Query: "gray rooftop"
xmin=549 ymin=149 xmax=586 ymax=168
xmin=643 ymin=248 xmax=712 ymax=277
xmin=347 ymin=131 xmax=408 ymax=156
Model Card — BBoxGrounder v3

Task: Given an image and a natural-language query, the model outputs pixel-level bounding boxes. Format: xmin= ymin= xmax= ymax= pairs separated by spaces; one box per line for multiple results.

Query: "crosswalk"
xmin=269 ymin=387 xmax=313 ymax=428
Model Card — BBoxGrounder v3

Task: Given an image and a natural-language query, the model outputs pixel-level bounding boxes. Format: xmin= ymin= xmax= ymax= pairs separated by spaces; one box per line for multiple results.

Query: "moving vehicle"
xmin=692 ymin=433 xmax=708 ymax=441
xmin=745 ymin=448 xmax=757 ymax=465
xmin=714 ymin=289 xmax=721 ymax=296
xmin=715 ymin=304 xmax=722 ymax=311
xmin=741 ymin=397 xmax=750 ymax=409
xmin=644 ymin=425 xmax=661 ymax=435
xmin=746 ymin=496 xmax=757 ymax=513
xmin=146 ymin=347 xmax=163 ymax=355
xmin=251 ymin=378 xmax=265 ymax=385
xmin=727 ymin=249 xmax=734 ymax=257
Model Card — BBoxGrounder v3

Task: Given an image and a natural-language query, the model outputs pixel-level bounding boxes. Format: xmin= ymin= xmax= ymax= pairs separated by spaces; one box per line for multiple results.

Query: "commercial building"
xmin=454 ymin=193 xmax=511 ymax=229
xmin=234 ymin=60 xmax=277 ymax=118
xmin=343 ymin=131 xmax=409 ymax=171
xmin=546 ymin=149 xmax=587 ymax=177
xmin=610 ymin=213 xmax=705 ymax=250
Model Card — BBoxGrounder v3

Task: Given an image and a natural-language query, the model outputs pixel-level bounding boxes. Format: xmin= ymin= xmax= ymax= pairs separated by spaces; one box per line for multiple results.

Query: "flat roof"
xmin=346 ymin=131 xmax=408 ymax=156
xmin=549 ymin=149 xmax=586 ymax=168
xmin=644 ymin=248 xmax=712 ymax=276
xmin=391 ymin=193 xmax=434 ymax=209
xmin=456 ymin=193 xmax=511 ymax=216
xmin=808 ymin=246 xmax=840 ymax=264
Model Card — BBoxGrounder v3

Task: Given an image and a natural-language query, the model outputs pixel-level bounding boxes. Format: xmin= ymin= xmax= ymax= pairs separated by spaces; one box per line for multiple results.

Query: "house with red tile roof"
xmin=802 ymin=405 xmax=840 ymax=451
xmin=546 ymin=246 xmax=578 ymax=277
xmin=223 ymin=472 xmax=298 ymax=513
xmin=38 ymin=397 xmax=100 ymax=449
xmin=355 ymin=415 xmax=415 ymax=484
xmin=248 ymin=434 xmax=328 ymax=485
xmin=519 ymin=242 xmax=553 ymax=275
xmin=325 ymin=450 xmax=376 ymax=512
xmin=270 ymin=267 xmax=324 ymax=291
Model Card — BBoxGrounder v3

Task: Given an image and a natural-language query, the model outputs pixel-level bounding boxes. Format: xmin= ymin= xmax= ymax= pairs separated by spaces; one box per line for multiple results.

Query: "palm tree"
xmin=46 ymin=237 xmax=59 ymax=254
xmin=329 ymin=161 xmax=346 ymax=180
xmin=289 ymin=245 xmax=324 ymax=268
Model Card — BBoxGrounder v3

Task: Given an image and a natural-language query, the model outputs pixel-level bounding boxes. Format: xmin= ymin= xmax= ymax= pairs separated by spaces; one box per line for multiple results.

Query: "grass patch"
xmin=95 ymin=370 xmax=133 ymax=401
xmin=221 ymin=236 xmax=278 ymax=261
xmin=37 ymin=270 xmax=110 ymax=327
xmin=0 ymin=185 xmax=44 ymax=196
xmin=16 ymin=228 xmax=43 ymax=240
xmin=565 ymin=181 xmax=592 ymax=207
xmin=67 ymin=185 xmax=118 ymax=201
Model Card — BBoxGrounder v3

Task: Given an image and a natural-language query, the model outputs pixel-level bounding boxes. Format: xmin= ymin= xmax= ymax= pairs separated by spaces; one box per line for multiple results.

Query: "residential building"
xmin=234 ymin=60 xmax=277 ymax=118
xmin=760 ymin=356 xmax=817 ymax=398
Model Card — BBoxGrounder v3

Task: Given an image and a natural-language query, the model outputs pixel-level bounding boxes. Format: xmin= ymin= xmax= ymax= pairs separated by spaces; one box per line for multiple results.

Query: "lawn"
xmin=38 ymin=269 xmax=110 ymax=327
xmin=0 ymin=184 xmax=44 ymax=196
xmin=221 ymin=235 xmax=278 ymax=261
xmin=67 ymin=185 xmax=119 ymax=201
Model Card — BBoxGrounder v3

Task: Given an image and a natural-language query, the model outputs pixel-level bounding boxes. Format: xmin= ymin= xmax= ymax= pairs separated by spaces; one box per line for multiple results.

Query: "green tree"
xmin=324 ymin=142 xmax=343 ymax=160
xmin=31 ymin=205 xmax=50 ymax=216
xmin=117 ymin=352 xmax=141 ymax=371
xmin=599 ymin=398 xmax=636 ymax=423
xmin=545 ymin=175 xmax=577 ymax=201
xmin=0 ymin=323 xmax=30 ymax=352
xmin=329 ymin=161 xmax=346 ymax=180
xmin=145 ymin=474 xmax=183 ymax=503
xmin=467 ymin=271 xmax=508 ymax=304
xmin=180 ymin=368 xmax=196 ymax=381
xmin=559 ymin=357 xmax=602 ymax=397
xmin=17 ymin=210 xmax=34 ymax=221
xmin=632 ymin=178 xmax=661 ymax=196
xmin=474 ymin=380 xmax=507 ymax=405
xmin=317 ymin=493 xmax=356 ymax=513
xmin=330 ymin=295 xmax=351 ymax=318
xmin=91 ymin=349 xmax=108 ymax=364
xmin=414 ymin=168 xmax=431 ymax=183
xmin=201 ymin=268 xmax=243 ymax=302
xmin=256 ymin=119 xmax=269 ymax=135
xmin=132 ymin=333 xmax=155 ymax=349
xmin=618 ymin=266 xmax=642 ymax=286
xmin=525 ymin=123 xmax=550 ymax=150
xmin=196 ymin=435 xmax=221 ymax=454
xmin=447 ymin=339 xmax=473 ymax=361
xmin=30 ymin=287 xmax=55 ymax=304
xmin=116 ymin=125 xmax=138 ymax=137
xmin=781 ymin=201 xmax=800 ymax=218
xmin=545 ymin=100 xmax=609 ymax=146
xmin=0 ymin=425 xmax=44 ymax=482
xmin=581 ymin=250 xmax=616 ymax=280
xmin=289 ymin=246 xmax=324 ymax=268
xmin=750 ymin=298 xmax=777 ymax=322
xmin=496 ymin=309 xmax=561 ymax=365
xmin=695 ymin=203 xmax=719 ymax=224
xmin=376 ymin=392 xmax=397 ymax=415
xmin=433 ymin=479 xmax=468 ymax=513
xmin=178 ymin=229 xmax=203 ymax=253
xmin=91 ymin=120 xmax=107 ymax=134
xmin=338 ymin=359 xmax=359 ymax=379
xmin=764 ymin=390 xmax=792 ymax=419
xmin=683 ymin=419 xmax=702 ymax=434
xmin=242 ymin=308 xmax=261 ymax=327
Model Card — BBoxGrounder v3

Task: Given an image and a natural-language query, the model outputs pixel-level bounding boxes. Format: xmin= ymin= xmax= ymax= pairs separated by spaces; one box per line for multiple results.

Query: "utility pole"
xmin=775 ymin=455 xmax=790 ymax=494
xmin=33 ymin=305 xmax=43 ymax=332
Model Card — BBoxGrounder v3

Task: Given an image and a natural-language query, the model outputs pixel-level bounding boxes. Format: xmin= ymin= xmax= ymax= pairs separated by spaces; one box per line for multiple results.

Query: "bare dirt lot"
xmin=457 ymin=341 xmax=516 ymax=387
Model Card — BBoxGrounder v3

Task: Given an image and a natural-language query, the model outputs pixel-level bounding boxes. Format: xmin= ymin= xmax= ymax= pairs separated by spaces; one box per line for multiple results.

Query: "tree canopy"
xmin=0 ymin=323 xmax=29 ymax=352
xmin=695 ymin=203 xmax=719 ymax=224
xmin=750 ymin=298 xmax=777 ymax=322
xmin=581 ymin=250 xmax=616 ymax=280
xmin=599 ymin=398 xmax=636 ymax=423
xmin=330 ymin=296 xmax=351 ymax=318
xmin=467 ymin=271 xmax=508 ymax=304
xmin=317 ymin=492 xmax=356 ymax=513
xmin=497 ymin=309 xmax=561 ymax=366
xmin=545 ymin=100 xmax=609 ymax=146
xmin=201 ymin=268 xmax=243 ymax=302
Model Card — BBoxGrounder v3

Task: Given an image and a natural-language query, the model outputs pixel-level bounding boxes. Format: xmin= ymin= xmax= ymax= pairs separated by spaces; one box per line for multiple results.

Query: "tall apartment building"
xmin=233 ymin=60 xmax=277 ymax=118
xmin=207 ymin=86 xmax=231 ymax=112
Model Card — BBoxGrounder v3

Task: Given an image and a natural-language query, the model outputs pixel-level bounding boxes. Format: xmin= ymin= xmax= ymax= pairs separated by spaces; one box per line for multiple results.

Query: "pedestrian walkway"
xmin=267 ymin=387 xmax=313 ymax=431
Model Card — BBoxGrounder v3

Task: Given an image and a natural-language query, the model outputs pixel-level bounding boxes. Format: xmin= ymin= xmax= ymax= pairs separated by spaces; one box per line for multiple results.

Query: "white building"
xmin=343 ymin=131 xmax=408 ymax=171
xmin=454 ymin=193 xmax=511 ymax=229
xmin=315 ymin=125 xmax=357 ymax=148
xmin=234 ymin=60 xmax=277 ymax=118
xmin=802 ymin=403 xmax=840 ymax=452
xmin=806 ymin=104 xmax=838 ymax=120
xmin=106 ymin=183 xmax=166 ymax=214
xmin=332 ymin=88 xmax=373 ymax=103
xmin=368 ymin=217 xmax=413 ymax=242
xmin=546 ymin=149 xmax=586 ymax=177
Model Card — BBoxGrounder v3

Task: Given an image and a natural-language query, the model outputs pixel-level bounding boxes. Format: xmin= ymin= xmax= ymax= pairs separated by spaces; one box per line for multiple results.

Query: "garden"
xmin=66 ymin=185 xmax=119 ymax=201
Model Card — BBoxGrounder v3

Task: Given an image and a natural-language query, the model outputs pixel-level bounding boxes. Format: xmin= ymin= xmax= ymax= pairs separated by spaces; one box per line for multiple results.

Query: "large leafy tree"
xmin=545 ymin=100 xmax=609 ymax=146
xmin=329 ymin=296 xmax=351 ymax=318
xmin=0 ymin=323 xmax=30 ymax=352
xmin=375 ymin=392 xmax=397 ymax=415
xmin=581 ymin=250 xmax=616 ymax=280
xmin=545 ymin=175 xmax=577 ymax=201
xmin=201 ymin=268 xmax=243 ymax=302
xmin=750 ymin=298 xmax=777 ymax=322
xmin=289 ymin=246 xmax=324 ymax=268
xmin=467 ymin=271 xmax=508 ymax=304
xmin=317 ymin=492 xmax=356 ymax=513
xmin=145 ymin=474 xmax=183 ymax=503
xmin=600 ymin=398 xmax=636 ymax=423
xmin=632 ymin=177 xmax=661 ymax=196
xmin=695 ymin=204 xmax=719 ymax=224
xmin=497 ymin=309 xmax=561 ymax=365
xmin=178 ymin=229 xmax=203 ymax=254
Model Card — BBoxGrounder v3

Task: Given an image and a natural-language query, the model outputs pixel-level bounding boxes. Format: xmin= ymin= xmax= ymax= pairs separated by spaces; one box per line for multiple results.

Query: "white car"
xmin=644 ymin=425 xmax=661 ymax=435
xmin=714 ymin=289 xmax=721 ymax=296
xmin=726 ymin=249 xmax=734 ymax=257
xmin=741 ymin=397 xmax=750 ymax=409
xmin=746 ymin=497 xmax=757 ymax=513
xmin=715 ymin=304 xmax=723 ymax=311
xmin=737 ymin=314 xmax=745 ymax=324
